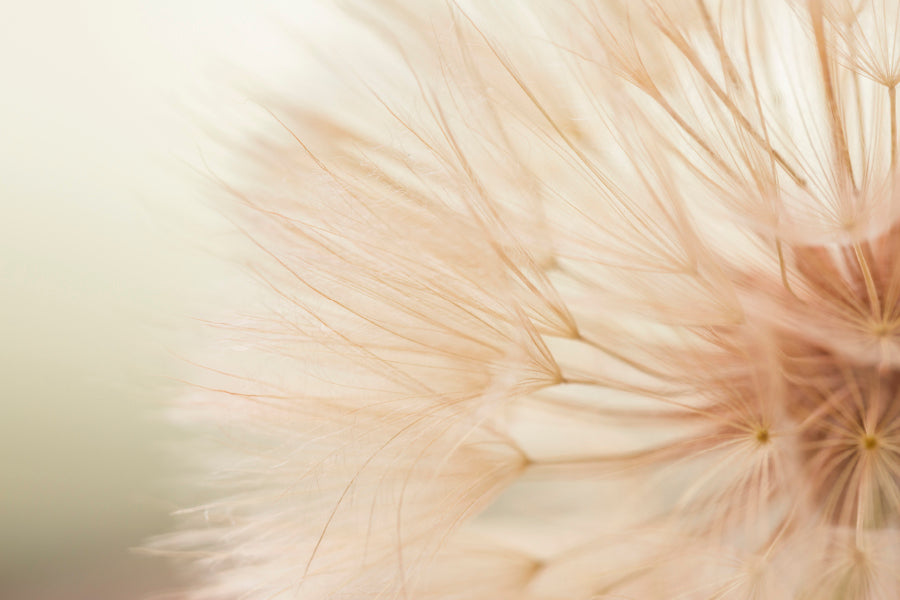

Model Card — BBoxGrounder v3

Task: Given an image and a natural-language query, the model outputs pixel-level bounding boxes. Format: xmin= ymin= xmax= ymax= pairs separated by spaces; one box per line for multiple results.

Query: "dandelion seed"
xmin=163 ymin=1 xmax=900 ymax=598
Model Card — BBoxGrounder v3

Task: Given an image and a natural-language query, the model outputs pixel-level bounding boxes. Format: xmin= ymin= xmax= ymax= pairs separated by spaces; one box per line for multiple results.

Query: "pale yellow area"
xmin=0 ymin=0 xmax=325 ymax=595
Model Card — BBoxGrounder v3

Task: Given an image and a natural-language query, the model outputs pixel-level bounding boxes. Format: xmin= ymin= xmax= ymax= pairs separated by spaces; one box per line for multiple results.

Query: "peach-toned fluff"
xmin=165 ymin=1 xmax=900 ymax=598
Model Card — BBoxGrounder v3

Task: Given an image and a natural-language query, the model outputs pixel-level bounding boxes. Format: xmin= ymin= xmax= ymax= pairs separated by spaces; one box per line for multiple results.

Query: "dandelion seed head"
xmin=161 ymin=0 xmax=900 ymax=598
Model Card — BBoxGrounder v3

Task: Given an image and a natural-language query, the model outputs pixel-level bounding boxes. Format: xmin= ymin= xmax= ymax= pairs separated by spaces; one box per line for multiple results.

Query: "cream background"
xmin=0 ymin=1 xmax=330 ymax=595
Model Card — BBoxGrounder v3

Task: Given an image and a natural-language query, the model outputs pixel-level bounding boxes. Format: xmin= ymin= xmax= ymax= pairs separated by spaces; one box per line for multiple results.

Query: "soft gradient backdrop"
xmin=0 ymin=1 xmax=331 ymax=597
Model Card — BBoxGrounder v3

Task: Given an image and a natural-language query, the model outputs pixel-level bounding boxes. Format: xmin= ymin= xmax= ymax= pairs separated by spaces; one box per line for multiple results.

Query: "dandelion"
xmin=165 ymin=0 xmax=900 ymax=598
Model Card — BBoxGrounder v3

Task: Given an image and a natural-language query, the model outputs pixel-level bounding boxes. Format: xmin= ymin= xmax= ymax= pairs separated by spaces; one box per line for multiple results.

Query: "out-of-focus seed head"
xmin=160 ymin=1 xmax=900 ymax=598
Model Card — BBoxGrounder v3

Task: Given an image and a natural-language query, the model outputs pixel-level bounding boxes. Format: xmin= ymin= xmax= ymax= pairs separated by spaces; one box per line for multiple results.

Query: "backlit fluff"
xmin=167 ymin=1 xmax=900 ymax=598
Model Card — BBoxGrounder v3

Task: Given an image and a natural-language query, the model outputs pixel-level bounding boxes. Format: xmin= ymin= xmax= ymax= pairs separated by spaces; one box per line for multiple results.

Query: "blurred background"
xmin=0 ymin=1 xmax=322 ymax=597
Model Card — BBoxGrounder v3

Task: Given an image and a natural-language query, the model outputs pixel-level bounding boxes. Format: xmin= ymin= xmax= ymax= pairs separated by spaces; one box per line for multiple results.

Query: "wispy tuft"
xmin=162 ymin=1 xmax=900 ymax=598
